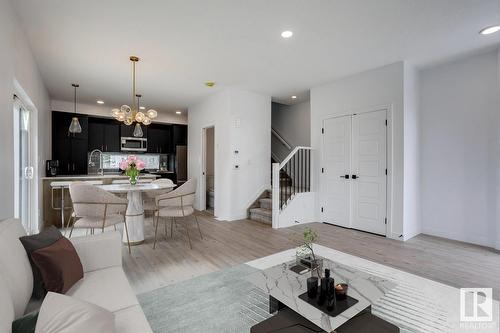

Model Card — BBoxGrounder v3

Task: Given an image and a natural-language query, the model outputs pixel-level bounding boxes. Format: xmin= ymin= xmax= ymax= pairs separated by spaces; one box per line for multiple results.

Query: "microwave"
xmin=121 ymin=137 xmax=147 ymax=152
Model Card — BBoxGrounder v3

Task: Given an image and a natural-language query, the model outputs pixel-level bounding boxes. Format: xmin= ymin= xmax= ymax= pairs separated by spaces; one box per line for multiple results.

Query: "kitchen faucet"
xmin=88 ymin=149 xmax=104 ymax=175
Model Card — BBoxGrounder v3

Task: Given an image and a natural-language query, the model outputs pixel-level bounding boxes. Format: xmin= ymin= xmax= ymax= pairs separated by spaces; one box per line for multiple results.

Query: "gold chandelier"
xmin=111 ymin=56 xmax=157 ymax=137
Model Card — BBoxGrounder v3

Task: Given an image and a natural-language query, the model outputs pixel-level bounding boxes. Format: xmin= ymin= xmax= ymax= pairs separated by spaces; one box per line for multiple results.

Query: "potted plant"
xmin=296 ymin=227 xmax=322 ymax=278
xmin=119 ymin=155 xmax=146 ymax=185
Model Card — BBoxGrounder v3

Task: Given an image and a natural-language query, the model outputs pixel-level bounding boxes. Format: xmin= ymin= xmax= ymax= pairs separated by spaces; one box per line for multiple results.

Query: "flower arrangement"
xmin=119 ymin=155 xmax=146 ymax=185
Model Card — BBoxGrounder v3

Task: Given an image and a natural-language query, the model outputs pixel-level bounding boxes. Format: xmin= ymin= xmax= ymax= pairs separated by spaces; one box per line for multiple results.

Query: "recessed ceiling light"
xmin=139 ymin=106 xmax=145 ymax=110
xmin=281 ymin=30 xmax=293 ymax=38
xmin=479 ymin=25 xmax=500 ymax=35
xmin=176 ymin=111 xmax=182 ymax=114
xmin=97 ymin=100 xmax=104 ymax=104
xmin=291 ymin=95 xmax=297 ymax=99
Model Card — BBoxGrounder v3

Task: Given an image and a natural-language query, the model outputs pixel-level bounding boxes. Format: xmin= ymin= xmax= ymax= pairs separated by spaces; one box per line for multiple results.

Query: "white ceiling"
xmin=13 ymin=0 xmax=500 ymax=113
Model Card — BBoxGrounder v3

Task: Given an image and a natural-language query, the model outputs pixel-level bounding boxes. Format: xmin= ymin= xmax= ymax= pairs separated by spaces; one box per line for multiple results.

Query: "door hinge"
xmin=385 ymin=168 xmax=387 ymax=175
xmin=385 ymin=218 xmax=387 ymax=225
xmin=321 ymin=128 xmax=324 ymax=134
xmin=385 ymin=119 xmax=388 ymax=126
xmin=321 ymin=207 xmax=324 ymax=213
xmin=321 ymin=167 xmax=324 ymax=173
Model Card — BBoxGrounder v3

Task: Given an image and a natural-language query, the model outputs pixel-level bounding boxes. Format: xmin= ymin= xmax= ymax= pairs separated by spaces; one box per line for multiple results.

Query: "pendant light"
xmin=68 ymin=83 xmax=82 ymax=134
xmin=133 ymin=94 xmax=144 ymax=137
xmin=111 ymin=56 xmax=157 ymax=126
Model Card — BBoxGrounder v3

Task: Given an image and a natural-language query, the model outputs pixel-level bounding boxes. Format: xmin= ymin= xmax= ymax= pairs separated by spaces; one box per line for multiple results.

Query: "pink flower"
xmin=119 ymin=160 xmax=129 ymax=171
xmin=127 ymin=155 xmax=137 ymax=162
xmin=136 ymin=160 xmax=146 ymax=170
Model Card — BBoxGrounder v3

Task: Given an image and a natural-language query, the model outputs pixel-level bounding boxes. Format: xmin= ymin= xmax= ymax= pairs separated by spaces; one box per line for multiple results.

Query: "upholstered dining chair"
xmin=143 ymin=178 xmax=175 ymax=222
xmin=153 ymin=178 xmax=202 ymax=249
xmin=68 ymin=182 xmax=131 ymax=253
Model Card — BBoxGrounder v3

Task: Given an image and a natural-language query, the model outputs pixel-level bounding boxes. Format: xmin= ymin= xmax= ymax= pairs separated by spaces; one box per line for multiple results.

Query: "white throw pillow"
xmin=35 ymin=292 xmax=115 ymax=333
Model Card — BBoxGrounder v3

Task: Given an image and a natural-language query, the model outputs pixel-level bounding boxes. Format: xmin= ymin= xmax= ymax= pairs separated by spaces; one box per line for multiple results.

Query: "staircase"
xmin=248 ymin=189 xmax=273 ymax=225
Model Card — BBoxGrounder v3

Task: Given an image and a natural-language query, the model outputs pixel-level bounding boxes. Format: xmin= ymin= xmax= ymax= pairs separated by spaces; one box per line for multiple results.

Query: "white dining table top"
xmin=97 ymin=183 xmax=176 ymax=193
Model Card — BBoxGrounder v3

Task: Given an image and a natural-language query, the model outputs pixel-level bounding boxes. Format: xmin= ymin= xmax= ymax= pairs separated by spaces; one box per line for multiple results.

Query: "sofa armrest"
xmin=69 ymin=232 xmax=122 ymax=273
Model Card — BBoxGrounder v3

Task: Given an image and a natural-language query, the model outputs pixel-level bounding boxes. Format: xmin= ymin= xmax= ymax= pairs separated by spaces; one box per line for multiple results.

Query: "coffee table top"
xmin=247 ymin=258 xmax=396 ymax=332
xmin=245 ymin=244 xmax=500 ymax=333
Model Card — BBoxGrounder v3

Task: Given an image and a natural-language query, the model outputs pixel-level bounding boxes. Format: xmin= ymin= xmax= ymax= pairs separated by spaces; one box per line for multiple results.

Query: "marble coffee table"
xmin=246 ymin=244 xmax=500 ymax=333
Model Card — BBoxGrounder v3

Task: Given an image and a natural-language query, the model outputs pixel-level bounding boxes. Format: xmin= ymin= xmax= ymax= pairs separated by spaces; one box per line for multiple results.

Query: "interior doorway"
xmin=201 ymin=126 xmax=215 ymax=213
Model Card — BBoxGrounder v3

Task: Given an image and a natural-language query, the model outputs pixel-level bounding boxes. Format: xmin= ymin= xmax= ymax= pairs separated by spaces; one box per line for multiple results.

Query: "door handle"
xmin=352 ymin=175 xmax=358 ymax=179
xmin=340 ymin=175 xmax=350 ymax=179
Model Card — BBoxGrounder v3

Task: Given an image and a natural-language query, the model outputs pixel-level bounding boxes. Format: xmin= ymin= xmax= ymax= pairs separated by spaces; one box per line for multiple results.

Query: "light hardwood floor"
xmin=121 ymin=211 xmax=500 ymax=300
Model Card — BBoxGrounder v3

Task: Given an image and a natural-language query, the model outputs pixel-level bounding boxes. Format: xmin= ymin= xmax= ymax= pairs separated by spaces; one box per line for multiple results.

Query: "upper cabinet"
xmin=147 ymin=124 xmax=172 ymax=154
xmin=173 ymin=124 xmax=188 ymax=147
xmin=89 ymin=119 xmax=120 ymax=152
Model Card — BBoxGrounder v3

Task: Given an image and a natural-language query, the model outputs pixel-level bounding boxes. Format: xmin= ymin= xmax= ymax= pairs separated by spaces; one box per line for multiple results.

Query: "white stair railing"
xmin=272 ymin=146 xmax=312 ymax=228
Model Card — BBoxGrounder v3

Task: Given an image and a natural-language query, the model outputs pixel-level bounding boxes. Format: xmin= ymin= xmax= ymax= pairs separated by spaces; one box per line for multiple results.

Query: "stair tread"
xmin=259 ymin=198 xmax=272 ymax=203
xmin=249 ymin=207 xmax=272 ymax=217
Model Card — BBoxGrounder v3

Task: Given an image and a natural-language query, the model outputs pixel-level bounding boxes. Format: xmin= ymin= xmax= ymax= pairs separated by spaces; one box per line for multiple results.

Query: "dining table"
xmin=98 ymin=182 xmax=176 ymax=245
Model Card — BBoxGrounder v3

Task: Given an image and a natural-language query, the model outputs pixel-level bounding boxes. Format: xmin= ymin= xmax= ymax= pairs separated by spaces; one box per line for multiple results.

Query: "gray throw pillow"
xmin=19 ymin=226 xmax=63 ymax=299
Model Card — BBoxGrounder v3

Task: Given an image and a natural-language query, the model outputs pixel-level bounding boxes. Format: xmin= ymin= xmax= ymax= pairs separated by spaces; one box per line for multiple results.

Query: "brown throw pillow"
xmin=19 ymin=226 xmax=63 ymax=299
xmin=31 ymin=238 xmax=83 ymax=294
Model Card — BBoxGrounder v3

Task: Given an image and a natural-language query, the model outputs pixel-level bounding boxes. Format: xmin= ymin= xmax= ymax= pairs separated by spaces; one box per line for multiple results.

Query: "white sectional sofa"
xmin=0 ymin=218 xmax=152 ymax=333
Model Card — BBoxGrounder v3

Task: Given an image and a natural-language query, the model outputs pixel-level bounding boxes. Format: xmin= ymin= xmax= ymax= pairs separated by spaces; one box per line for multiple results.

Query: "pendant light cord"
xmin=74 ymin=85 xmax=77 ymax=114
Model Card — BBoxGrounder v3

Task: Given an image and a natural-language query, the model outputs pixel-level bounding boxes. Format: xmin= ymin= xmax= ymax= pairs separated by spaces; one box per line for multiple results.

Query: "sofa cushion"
xmin=0 ymin=272 xmax=15 ymax=333
xmin=66 ymin=266 xmax=138 ymax=312
xmin=0 ymin=218 xmax=33 ymax=318
xmin=19 ymin=226 xmax=63 ymax=299
xmin=31 ymin=237 xmax=83 ymax=294
xmin=114 ymin=305 xmax=153 ymax=333
xmin=35 ymin=292 xmax=115 ymax=333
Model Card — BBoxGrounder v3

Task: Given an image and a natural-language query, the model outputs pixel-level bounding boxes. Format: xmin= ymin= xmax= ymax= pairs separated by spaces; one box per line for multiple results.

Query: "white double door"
xmin=320 ymin=110 xmax=387 ymax=235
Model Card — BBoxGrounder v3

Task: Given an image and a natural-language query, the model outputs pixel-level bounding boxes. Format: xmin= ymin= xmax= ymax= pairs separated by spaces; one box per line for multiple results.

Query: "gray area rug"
xmin=138 ymin=264 xmax=272 ymax=333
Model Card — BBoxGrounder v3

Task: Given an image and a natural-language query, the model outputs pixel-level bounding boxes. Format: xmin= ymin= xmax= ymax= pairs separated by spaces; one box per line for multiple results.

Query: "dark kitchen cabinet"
xmin=52 ymin=111 xmax=89 ymax=175
xmin=89 ymin=120 xmax=120 ymax=152
xmin=147 ymin=124 xmax=172 ymax=154
xmin=173 ymin=124 xmax=187 ymax=147
xmin=88 ymin=122 xmax=104 ymax=151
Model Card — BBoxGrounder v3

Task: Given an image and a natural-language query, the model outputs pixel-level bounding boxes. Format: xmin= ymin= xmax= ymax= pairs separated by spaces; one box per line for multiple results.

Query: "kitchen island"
xmin=42 ymin=173 xmax=159 ymax=229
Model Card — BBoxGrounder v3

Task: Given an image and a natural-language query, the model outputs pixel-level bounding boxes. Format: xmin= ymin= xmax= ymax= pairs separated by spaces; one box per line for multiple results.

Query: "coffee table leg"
xmin=124 ymin=191 xmax=145 ymax=245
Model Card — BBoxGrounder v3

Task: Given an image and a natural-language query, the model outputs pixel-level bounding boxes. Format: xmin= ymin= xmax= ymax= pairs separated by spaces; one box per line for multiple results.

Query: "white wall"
xmin=272 ymin=101 xmax=311 ymax=147
xmin=420 ymin=49 xmax=499 ymax=248
xmin=403 ymin=64 xmax=422 ymax=240
xmin=311 ymin=62 xmax=406 ymax=240
xmin=0 ymin=0 xmax=50 ymax=226
xmin=188 ymin=88 xmax=271 ymax=221
xmin=51 ymin=100 xmax=187 ymax=125
xmin=497 ymin=48 xmax=500 ymax=250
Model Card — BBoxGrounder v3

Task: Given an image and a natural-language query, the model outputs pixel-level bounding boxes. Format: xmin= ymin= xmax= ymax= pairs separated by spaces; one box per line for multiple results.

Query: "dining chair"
xmin=153 ymin=178 xmax=202 ymax=249
xmin=68 ymin=182 xmax=131 ymax=253
xmin=143 ymin=178 xmax=175 ymax=220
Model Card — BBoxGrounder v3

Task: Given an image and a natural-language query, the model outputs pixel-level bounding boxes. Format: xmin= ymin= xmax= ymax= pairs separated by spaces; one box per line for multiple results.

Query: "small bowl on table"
xmin=335 ymin=283 xmax=348 ymax=300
